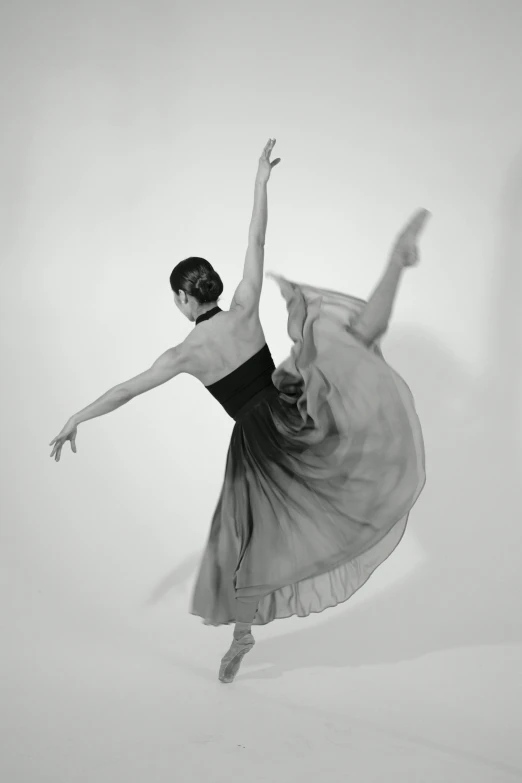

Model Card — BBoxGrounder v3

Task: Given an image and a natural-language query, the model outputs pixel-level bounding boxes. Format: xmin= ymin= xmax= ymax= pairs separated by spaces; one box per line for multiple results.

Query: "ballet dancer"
xmin=50 ymin=139 xmax=429 ymax=684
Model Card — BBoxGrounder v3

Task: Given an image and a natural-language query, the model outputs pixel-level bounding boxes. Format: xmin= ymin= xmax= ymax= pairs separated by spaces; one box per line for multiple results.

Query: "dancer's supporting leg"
xmin=218 ymin=595 xmax=259 ymax=684
xmin=351 ymin=209 xmax=431 ymax=345
xmin=234 ymin=595 xmax=259 ymax=636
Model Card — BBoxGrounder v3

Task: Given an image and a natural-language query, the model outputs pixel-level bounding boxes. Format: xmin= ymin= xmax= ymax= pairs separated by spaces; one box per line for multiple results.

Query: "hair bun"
xmin=200 ymin=271 xmax=217 ymax=288
xmin=170 ymin=257 xmax=224 ymax=306
xmin=196 ymin=272 xmax=217 ymax=302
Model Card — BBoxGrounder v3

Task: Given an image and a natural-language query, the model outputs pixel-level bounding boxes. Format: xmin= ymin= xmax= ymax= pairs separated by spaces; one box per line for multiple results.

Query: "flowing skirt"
xmin=190 ymin=273 xmax=426 ymax=626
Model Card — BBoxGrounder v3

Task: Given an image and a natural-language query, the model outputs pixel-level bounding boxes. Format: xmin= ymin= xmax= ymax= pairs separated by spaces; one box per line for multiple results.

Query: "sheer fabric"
xmin=190 ymin=274 xmax=425 ymax=626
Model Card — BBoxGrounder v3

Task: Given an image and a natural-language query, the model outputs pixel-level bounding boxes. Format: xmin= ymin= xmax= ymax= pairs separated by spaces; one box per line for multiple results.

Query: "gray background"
xmin=2 ymin=0 xmax=521 ymax=780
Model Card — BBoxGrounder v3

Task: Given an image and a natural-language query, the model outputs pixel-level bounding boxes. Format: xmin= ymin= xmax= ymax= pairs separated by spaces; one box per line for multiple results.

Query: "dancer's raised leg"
xmin=350 ymin=209 xmax=431 ymax=345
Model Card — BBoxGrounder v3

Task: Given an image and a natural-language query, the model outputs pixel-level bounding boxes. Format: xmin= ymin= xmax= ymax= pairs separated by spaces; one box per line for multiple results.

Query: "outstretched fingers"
xmin=263 ymin=138 xmax=276 ymax=157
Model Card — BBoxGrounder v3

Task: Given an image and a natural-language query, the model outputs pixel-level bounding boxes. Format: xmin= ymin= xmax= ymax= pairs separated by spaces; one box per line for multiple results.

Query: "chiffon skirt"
xmin=190 ymin=273 xmax=426 ymax=626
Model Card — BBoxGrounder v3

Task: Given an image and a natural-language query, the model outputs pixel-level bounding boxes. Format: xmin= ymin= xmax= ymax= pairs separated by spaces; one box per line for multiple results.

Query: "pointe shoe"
xmin=390 ymin=208 xmax=431 ymax=268
xmin=218 ymin=632 xmax=256 ymax=684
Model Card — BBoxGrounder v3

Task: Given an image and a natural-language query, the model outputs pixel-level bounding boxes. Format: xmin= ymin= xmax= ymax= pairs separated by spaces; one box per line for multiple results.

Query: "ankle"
xmin=234 ymin=622 xmax=252 ymax=640
xmin=388 ymin=257 xmax=405 ymax=272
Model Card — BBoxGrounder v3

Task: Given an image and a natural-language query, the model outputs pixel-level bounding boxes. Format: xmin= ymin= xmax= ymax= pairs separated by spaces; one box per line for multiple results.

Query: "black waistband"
xmin=233 ymin=381 xmax=279 ymax=421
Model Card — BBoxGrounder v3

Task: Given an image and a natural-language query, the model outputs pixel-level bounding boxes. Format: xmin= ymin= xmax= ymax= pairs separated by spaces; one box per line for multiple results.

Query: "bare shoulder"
xmin=181 ymin=304 xmax=267 ymax=386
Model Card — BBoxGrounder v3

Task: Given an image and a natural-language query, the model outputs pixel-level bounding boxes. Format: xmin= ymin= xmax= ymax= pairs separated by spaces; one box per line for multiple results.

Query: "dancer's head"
xmin=170 ymin=257 xmax=224 ymax=322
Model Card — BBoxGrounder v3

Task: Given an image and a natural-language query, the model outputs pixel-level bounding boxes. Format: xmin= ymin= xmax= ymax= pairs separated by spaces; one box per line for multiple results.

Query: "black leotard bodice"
xmin=205 ymin=343 xmax=276 ymax=421
xmin=194 ymin=305 xmax=276 ymax=421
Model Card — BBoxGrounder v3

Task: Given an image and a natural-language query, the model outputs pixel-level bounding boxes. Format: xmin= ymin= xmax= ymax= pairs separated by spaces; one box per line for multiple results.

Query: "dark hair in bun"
xmin=169 ymin=257 xmax=224 ymax=305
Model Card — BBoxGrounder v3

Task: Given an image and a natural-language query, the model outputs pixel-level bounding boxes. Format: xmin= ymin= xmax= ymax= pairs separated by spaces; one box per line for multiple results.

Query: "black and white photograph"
xmin=2 ymin=0 xmax=521 ymax=781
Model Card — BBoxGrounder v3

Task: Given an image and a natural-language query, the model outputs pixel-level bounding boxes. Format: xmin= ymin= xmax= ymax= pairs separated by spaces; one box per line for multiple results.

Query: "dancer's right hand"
xmin=256 ymin=138 xmax=281 ymax=183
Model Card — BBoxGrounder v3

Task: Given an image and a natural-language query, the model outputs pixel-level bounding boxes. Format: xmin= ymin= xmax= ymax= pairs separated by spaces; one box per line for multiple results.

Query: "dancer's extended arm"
xmin=249 ymin=178 xmax=268 ymax=246
xmin=49 ymin=345 xmax=187 ymax=461
xmin=232 ymin=139 xmax=281 ymax=310
xmin=248 ymin=138 xmax=280 ymax=246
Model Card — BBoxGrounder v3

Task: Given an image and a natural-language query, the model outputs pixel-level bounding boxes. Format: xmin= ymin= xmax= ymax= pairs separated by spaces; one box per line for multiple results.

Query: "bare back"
xmin=182 ymin=301 xmax=267 ymax=387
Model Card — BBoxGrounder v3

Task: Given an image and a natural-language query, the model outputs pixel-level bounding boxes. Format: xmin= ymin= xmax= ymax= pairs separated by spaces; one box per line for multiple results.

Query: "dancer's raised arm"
xmin=231 ymin=139 xmax=281 ymax=313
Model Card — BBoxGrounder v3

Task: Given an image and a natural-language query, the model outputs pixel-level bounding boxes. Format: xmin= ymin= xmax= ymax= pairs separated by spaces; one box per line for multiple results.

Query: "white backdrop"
xmin=2 ymin=1 xmax=522 ymax=781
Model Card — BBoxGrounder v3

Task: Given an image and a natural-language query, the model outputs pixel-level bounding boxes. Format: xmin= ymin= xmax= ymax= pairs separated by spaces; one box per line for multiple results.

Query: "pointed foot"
xmin=218 ymin=633 xmax=255 ymax=684
xmin=390 ymin=208 xmax=432 ymax=268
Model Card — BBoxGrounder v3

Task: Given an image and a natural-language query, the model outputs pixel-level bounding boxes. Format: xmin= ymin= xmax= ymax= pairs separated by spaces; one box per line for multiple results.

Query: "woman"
xmin=50 ymin=139 xmax=429 ymax=684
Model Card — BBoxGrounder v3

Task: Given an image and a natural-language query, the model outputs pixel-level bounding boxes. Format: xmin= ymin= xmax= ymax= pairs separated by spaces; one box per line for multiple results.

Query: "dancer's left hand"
xmin=49 ymin=418 xmax=78 ymax=462
xmin=257 ymin=138 xmax=281 ymax=183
